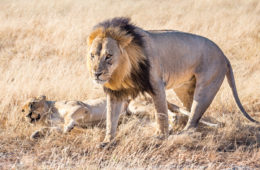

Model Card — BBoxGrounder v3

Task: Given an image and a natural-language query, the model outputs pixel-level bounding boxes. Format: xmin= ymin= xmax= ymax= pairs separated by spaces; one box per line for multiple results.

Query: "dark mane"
xmin=94 ymin=17 xmax=144 ymax=48
xmin=95 ymin=17 xmax=154 ymax=100
xmin=104 ymin=57 xmax=154 ymax=100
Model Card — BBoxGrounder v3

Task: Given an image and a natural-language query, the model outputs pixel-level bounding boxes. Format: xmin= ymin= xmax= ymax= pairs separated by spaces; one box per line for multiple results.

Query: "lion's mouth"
xmin=27 ymin=112 xmax=41 ymax=123
xmin=94 ymin=78 xmax=108 ymax=85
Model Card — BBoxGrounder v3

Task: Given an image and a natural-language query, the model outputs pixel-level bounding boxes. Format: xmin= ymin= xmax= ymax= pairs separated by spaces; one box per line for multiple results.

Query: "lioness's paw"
xmin=30 ymin=131 xmax=44 ymax=140
xmin=98 ymin=142 xmax=109 ymax=149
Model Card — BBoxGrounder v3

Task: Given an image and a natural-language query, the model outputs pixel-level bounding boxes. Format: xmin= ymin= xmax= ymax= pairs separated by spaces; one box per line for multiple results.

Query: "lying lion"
xmin=22 ymin=95 xmax=216 ymax=139
xmin=22 ymin=95 xmax=127 ymax=139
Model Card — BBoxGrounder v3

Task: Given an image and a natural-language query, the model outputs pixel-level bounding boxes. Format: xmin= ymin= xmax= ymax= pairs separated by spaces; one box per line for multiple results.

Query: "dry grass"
xmin=0 ymin=0 xmax=260 ymax=169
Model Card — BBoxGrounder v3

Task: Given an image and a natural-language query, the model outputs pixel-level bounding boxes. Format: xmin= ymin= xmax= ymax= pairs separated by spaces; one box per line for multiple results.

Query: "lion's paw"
xmin=30 ymin=131 xmax=44 ymax=140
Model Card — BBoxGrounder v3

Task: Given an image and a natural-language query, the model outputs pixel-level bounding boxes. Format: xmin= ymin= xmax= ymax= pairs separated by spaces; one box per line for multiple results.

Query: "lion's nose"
xmin=26 ymin=112 xmax=32 ymax=118
xmin=94 ymin=72 xmax=102 ymax=78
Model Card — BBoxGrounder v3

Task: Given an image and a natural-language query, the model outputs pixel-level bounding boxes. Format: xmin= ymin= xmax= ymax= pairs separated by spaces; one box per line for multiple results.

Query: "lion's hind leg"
xmin=172 ymin=77 xmax=196 ymax=127
xmin=184 ymin=70 xmax=226 ymax=131
xmin=174 ymin=77 xmax=196 ymax=112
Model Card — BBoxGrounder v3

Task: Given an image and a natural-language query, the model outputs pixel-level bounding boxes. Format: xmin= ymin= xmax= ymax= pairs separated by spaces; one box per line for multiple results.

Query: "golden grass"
xmin=0 ymin=0 xmax=260 ymax=169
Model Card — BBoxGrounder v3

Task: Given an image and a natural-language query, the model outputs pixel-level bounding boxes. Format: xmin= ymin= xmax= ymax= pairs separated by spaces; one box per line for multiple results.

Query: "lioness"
xmin=22 ymin=95 xmax=123 ymax=139
xmin=87 ymin=17 xmax=259 ymax=145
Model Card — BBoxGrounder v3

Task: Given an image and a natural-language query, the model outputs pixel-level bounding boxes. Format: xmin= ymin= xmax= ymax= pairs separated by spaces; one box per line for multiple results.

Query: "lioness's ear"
xmin=21 ymin=104 xmax=28 ymax=113
xmin=38 ymin=95 xmax=46 ymax=101
xmin=83 ymin=104 xmax=90 ymax=114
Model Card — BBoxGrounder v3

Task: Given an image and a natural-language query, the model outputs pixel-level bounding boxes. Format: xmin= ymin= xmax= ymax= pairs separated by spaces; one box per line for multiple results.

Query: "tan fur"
xmin=22 ymin=95 xmax=109 ymax=139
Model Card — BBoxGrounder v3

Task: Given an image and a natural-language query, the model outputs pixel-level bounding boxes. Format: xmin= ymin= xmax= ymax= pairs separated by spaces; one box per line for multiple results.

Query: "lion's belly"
xmin=164 ymin=70 xmax=194 ymax=89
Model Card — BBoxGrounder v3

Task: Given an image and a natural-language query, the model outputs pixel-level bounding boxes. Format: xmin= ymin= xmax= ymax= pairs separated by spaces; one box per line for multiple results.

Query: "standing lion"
xmin=86 ymin=17 xmax=259 ymax=146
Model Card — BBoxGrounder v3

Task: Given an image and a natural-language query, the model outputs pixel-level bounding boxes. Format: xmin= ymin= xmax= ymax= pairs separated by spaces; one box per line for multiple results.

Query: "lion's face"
xmin=22 ymin=95 xmax=48 ymax=123
xmin=87 ymin=37 xmax=121 ymax=85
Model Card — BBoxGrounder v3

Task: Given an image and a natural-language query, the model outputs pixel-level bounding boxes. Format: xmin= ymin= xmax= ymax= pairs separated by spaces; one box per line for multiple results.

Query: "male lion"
xmin=87 ymin=17 xmax=259 ymax=145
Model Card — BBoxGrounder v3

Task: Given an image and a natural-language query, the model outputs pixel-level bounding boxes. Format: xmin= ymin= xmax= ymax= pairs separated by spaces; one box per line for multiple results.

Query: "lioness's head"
xmin=22 ymin=95 xmax=48 ymax=123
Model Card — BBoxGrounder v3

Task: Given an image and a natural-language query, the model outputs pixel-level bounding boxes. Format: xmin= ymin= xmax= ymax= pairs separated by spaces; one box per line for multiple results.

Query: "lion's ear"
xmin=107 ymin=27 xmax=133 ymax=48
xmin=118 ymin=35 xmax=133 ymax=48
xmin=87 ymin=28 xmax=105 ymax=46
xmin=38 ymin=95 xmax=46 ymax=101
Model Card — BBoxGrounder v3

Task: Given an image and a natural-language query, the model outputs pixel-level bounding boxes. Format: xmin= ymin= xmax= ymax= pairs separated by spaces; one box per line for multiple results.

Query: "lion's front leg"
xmin=102 ymin=95 xmax=124 ymax=146
xmin=30 ymin=127 xmax=62 ymax=139
xmin=64 ymin=120 xmax=76 ymax=133
xmin=151 ymin=81 xmax=169 ymax=138
xmin=30 ymin=128 xmax=49 ymax=139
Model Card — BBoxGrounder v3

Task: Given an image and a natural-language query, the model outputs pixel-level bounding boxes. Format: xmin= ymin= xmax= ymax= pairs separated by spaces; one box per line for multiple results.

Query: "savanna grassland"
xmin=0 ymin=0 xmax=260 ymax=169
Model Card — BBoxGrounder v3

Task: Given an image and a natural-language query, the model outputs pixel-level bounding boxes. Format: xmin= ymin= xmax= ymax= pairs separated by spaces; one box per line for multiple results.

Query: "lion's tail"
xmin=226 ymin=60 xmax=259 ymax=124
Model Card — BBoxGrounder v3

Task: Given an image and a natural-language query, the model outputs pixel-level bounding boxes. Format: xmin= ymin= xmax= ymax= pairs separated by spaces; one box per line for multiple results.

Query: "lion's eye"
xmin=91 ymin=53 xmax=95 ymax=59
xmin=105 ymin=54 xmax=112 ymax=61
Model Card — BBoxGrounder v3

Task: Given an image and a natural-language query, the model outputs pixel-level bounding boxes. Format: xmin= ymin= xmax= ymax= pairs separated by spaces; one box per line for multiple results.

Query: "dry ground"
xmin=0 ymin=0 xmax=260 ymax=169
